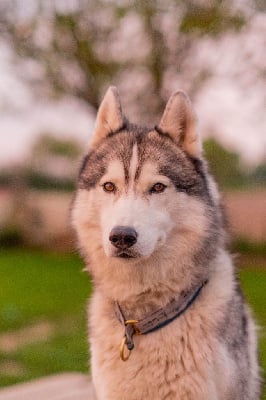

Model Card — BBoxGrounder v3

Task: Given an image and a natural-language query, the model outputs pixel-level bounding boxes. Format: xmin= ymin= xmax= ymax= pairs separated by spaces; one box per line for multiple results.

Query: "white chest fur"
xmin=89 ymin=289 xmax=232 ymax=400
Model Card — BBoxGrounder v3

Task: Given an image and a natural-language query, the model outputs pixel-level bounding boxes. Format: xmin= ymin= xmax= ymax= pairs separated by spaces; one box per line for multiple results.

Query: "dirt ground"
xmin=224 ymin=189 xmax=266 ymax=242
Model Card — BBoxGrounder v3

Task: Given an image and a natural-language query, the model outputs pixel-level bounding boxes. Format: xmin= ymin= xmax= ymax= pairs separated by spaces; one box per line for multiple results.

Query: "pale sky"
xmin=0 ymin=43 xmax=94 ymax=166
xmin=0 ymin=10 xmax=265 ymax=168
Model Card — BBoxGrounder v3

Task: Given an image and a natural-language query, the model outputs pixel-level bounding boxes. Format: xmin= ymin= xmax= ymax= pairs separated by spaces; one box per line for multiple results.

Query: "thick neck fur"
xmin=85 ymin=242 xmax=219 ymax=320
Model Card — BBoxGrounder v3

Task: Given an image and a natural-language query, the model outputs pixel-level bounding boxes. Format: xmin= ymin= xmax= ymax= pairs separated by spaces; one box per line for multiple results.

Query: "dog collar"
xmin=115 ymin=279 xmax=208 ymax=361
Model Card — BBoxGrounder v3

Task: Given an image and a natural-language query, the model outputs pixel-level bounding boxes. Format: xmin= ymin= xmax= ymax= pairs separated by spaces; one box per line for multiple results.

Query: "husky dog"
xmin=72 ymin=87 xmax=261 ymax=399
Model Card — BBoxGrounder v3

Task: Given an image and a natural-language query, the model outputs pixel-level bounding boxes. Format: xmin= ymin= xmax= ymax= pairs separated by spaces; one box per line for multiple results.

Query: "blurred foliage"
xmin=204 ymin=138 xmax=246 ymax=188
xmin=0 ymin=134 xmax=81 ymax=191
xmin=180 ymin=3 xmax=245 ymax=35
xmin=27 ymin=133 xmax=81 ymax=190
xmin=25 ymin=171 xmax=75 ymax=191
xmin=204 ymin=138 xmax=266 ymax=189
xmin=251 ymin=163 xmax=266 ymax=184
xmin=32 ymin=134 xmax=81 ymax=159
xmin=0 ymin=226 xmax=24 ymax=248
xmin=0 ymin=172 xmax=11 ymax=186
xmin=0 ymin=0 xmax=250 ymax=122
xmin=233 ymin=238 xmax=266 ymax=257
xmin=0 ymin=136 xmax=81 ymax=192
xmin=0 ymin=170 xmax=75 ymax=192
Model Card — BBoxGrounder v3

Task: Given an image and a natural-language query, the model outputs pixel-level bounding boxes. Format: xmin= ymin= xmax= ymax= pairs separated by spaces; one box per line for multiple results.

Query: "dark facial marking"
xmin=78 ymin=127 xmax=139 ymax=190
xmin=136 ymin=130 xmax=209 ymax=198
xmin=78 ymin=149 xmax=107 ymax=190
xmin=186 ymin=156 xmax=213 ymax=201
xmin=78 ymin=122 xmax=211 ymax=202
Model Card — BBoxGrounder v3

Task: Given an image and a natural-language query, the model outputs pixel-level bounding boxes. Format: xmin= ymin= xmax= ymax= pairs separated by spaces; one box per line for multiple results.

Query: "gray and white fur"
xmin=72 ymin=87 xmax=261 ymax=400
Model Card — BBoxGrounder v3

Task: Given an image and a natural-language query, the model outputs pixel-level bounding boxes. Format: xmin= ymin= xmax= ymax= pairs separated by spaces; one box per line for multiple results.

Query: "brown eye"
xmin=103 ymin=182 xmax=116 ymax=193
xmin=150 ymin=183 xmax=166 ymax=193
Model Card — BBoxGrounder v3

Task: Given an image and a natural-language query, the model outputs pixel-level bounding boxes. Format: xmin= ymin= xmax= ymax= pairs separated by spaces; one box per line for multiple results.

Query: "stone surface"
xmin=0 ymin=373 xmax=94 ymax=400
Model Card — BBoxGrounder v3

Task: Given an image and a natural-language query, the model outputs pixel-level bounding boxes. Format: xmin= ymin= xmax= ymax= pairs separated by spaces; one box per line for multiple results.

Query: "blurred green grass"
xmin=239 ymin=267 xmax=266 ymax=398
xmin=0 ymin=249 xmax=90 ymax=387
xmin=0 ymin=249 xmax=265 ymax=397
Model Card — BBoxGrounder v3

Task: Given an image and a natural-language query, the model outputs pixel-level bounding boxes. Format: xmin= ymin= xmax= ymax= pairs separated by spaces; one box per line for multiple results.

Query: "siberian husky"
xmin=72 ymin=87 xmax=261 ymax=399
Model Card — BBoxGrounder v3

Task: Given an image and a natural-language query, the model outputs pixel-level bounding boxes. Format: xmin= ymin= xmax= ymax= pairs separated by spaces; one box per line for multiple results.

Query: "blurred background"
xmin=0 ymin=0 xmax=265 ymax=395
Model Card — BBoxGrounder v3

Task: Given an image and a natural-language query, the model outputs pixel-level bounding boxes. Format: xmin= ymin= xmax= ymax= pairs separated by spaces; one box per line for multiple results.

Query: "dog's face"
xmin=72 ymin=88 xmax=221 ymax=290
xmin=74 ymin=130 xmax=211 ymax=261
xmin=95 ymin=147 xmax=175 ymax=260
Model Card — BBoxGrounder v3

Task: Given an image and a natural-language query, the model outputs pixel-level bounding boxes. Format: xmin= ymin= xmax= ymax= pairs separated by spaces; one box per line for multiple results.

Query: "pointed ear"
xmin=158 ymin=91 xmax=201 ymax=157
xmin=90 ymin=86 xmax=124 ymax=148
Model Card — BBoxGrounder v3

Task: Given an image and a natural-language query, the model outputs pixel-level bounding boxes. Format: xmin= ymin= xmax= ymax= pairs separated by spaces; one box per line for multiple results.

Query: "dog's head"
xmin=72 ymin=87 xmax=223 ymax=293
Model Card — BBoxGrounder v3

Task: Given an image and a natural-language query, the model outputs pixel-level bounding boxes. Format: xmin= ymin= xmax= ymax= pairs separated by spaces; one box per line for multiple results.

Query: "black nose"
xmin=109 ymin=226 xmax=138 ymax=249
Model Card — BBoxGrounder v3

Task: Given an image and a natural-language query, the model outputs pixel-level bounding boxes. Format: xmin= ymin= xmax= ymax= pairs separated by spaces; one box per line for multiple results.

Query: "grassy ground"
xmin=0 ymin=250 xmax=90 ymax=387
xmin=240 ymin=267 xmax=266 ymax=397
xmin=0 ymin=249 xmax=265 ymax=396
